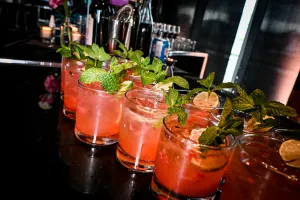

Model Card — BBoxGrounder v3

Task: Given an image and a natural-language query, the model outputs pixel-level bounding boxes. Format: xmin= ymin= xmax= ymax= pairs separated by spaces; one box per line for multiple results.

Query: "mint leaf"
xmin=111 ymin=50 xmax=126 ymax=58
xmin=155 ymin=71 xmax=167 ymax=83
xmin=198 ymin=98 xmax=243 ymax=146
xmin=142 ymin=57 xmax=150 ymax=66
xmin=265 ymin=101 xmax=297 ymax=117
xmin=197 ymin=72 xmax=215 ymax=91
xmin=250 ymin=89 xmax=267 ymax=105
xmin=199 ymin=126 xmax=219 ymax=146
xmin=164 ymin=88 xmax=179 ymax=107
xmin=167 ymin=106 xmax=187 ymax=126
xmin=127 ymin=49 xmax=143 ymax=66
xmin=231 ymin=96 xmax=255 ymax=112
xmin=212 ymin=82 xmax=238 ymax=92
xmin=56 ymin=45 xmax=71 ymax=58
xmin=98 ymin=73 xmax=119 ymax=94
xmin=141 ymin=71 xmax=156 ymax=86
xmin=235 ymin=85 xmax=254 ymax=104
xmin=218 ymin=98 xmax=232 ymax=127
xmin=163 ymin=76 xmax=190 ymax=89
xmin=80 ymin=68 xmax=106 ymax=84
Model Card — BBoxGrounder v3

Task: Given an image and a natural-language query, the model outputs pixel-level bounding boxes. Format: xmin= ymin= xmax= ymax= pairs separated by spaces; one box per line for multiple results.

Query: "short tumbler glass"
xmin=74 ymin=81 xmax=122 ymax=146
xmin=220 ymin=134 xmax=300 ymax=200
xmin=151 ymin=114 xmax=235 ymax=200
xmin=63 ymin=60 xmax=86 ymax=120
xmin=116 ymin=89 xmax=168 ymax=173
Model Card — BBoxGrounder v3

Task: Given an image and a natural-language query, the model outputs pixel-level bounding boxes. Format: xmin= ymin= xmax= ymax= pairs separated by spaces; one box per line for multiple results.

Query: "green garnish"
xmin=231 ymin=86 xmax=297 ymax=125
xmin=79 ymin=48 xmax=133 ymax=94
xmin=79 ymin=68 xmax=106 ymax=84
xmin=98 ymin=73 xmax=119 ymax=93
xmin=162 ymin=76 xmax=190 ymax=89
xmin=78 ymin=43 xmax=111 ymax=69
xmin=199 ymin=98 xmax=244 ymax=146
xmin=111 ymin=39 xmax=129 ymax=59
xmin=111 ymin=40 xmax=189 ymax=89
xmin=56 ymin=41 xmax=87 ymax=60
xmin=162 ymin=88 xmax=195 ymax=126
xmin=196 ymin=72 xmax=237 ymax=95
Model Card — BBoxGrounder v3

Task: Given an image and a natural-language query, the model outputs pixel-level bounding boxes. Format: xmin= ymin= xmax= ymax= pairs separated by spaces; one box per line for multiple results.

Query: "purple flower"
xmin=44 ymin=75 xmax=60 ymax=93
xmin=49 ymin=0 xmax=65 ymax=9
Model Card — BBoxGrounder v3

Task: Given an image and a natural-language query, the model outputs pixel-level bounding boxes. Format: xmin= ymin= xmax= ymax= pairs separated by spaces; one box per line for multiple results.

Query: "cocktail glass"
xmin=60 ymin=57 xmax=69 ymax=100
xmin=74 ymin=81 xmax=122 ymax=146
xmin=220 ymin=134 xmax=300 ymax=200
xmin=116 ymin=89 xmax=168 ymax=173
xmin=128 ymin=75 xmax=153 ymax=90
xmin=151 ymin=114 xmax=235 ymax=199
xmin=63 ymin=60 xmax=86 ymax=120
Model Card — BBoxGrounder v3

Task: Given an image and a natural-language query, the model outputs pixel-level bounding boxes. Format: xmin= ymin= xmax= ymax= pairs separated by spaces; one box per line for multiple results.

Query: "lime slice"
xmin=151 ymin=82 xmax=173 ymax=91
xmin=279 ymin=139 xmax=300 ymax=162
xmin=118 ymin=80 xmax=133 ymax=92
xmin=191 ymin=154 xmax=228 ymax=171
xmin=193 ymin=91 xmax=219 ymax=108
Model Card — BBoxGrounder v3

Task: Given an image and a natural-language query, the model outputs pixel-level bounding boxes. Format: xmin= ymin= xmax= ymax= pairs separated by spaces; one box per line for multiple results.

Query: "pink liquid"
xmin=63 ymin=60 xmax=85 ymax=111
xmin=75 ymin=82 xmax=123 ymax=137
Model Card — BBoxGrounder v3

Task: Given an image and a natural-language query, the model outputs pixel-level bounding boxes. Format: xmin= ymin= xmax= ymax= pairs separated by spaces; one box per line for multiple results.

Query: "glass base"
xmin=151 ymin=176 xmax=215 ymax=200
xmin=116 ymin=145 xmax=154 ymax=173
xmin=74 ymin=128 xmax=118 ymax=146
xmin=63 ymin=106 xmax=76 ymax=120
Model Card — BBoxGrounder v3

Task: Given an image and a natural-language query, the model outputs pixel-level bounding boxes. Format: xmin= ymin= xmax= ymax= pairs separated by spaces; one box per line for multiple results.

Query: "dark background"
xmin=0 ymin=0 xmax=299 ymax=117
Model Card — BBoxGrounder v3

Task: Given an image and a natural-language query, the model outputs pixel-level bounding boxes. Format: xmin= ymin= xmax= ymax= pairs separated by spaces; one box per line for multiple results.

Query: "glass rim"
xmin=124 ymin=89 xmax=166 ymax=111
xmin=78 ymin=80 xmax=123 ymax=95
xmin=162 ymin=114 xmax=237 ymax=150
xmin=65 ymin=59 xmax=87 ymax=69
xmin=237 ymin=134 xmax=300 ymax=180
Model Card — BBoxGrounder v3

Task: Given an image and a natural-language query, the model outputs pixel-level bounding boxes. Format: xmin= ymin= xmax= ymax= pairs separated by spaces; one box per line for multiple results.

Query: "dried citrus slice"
xmin=279 ymin=139 xmax=300 ymax=163
xmin=193 ymin=91 xmax=219 ymax=108
xmin=191 ymin=154 xmax=228 ymax=171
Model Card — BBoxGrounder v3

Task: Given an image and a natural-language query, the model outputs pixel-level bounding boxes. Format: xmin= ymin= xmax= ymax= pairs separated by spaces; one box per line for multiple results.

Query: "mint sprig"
xmin=56 ymin=41 xmax=87 ymax=60
xmin=111 ymin=39 xmax=129 ymax=58
xmin=199 ymin=98 xmax=244 ymax=146
xmin=162 ymin=76 xmax=190 ymax=89
xmin=78 ymin=43 xmax=111 ymax=69
xmin=231 ymin=86 xmax=297 ymax=123
xmin=162 ymin=88 xmax=198 ymax=126
xmin=197 ymin=72 xmax=237 ymax=95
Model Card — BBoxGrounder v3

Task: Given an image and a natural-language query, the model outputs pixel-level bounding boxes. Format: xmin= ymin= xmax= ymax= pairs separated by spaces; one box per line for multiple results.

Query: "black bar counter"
xmin=1 ymin=39 xmax=300 ymax=199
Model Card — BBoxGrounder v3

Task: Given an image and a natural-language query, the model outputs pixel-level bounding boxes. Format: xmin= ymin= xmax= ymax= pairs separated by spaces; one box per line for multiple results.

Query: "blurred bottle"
xmin=129 ymin=0 xmax=141 ymax=50
xmin=86 ymin=0 xmax=113 ymax=46
xmin=136 ymin=0 xmax=153 ymax=56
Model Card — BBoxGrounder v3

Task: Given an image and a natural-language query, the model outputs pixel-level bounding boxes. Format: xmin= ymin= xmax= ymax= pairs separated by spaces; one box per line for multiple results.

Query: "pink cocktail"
xmin=116 ymin=89 xmax=167 ymax=172
xmin=63 ymin=60 xmax=86 ymax=119
xmin=151 ymin=114 xmax=235 ymax=199
xmin=74 ymin=81 xmax=122 ymax=145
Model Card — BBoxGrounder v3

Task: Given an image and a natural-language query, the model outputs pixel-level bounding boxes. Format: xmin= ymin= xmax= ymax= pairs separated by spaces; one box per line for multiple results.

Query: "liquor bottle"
xmin=86 ymin=0 xmax=113 ymax=46
xmin=129 ymin=0 xmax=141 ymax=50
xmin=136 ymin=0 xmax=153 ymax=56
